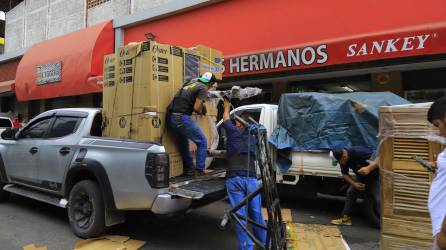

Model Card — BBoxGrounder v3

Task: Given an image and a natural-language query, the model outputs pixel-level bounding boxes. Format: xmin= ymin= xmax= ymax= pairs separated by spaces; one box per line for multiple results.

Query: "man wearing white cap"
xmin=167 ymin=72 xmax=217 ymax=176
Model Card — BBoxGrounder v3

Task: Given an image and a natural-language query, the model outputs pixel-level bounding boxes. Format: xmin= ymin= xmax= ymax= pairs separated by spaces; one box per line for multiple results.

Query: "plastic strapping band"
xmin=379 ymin=168 xmax=432 ymax=185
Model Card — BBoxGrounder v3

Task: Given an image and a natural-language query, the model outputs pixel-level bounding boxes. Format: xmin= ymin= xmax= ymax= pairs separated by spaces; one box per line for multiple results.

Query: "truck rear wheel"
xmin=68 ymin=180 xmax=106 ymax=238
xmin=0 ymin=181 xmax=10 ymax=202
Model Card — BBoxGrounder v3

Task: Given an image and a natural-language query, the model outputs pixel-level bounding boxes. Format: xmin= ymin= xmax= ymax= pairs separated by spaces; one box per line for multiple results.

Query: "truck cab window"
xmin=47 ymin=117 xmax=81 ymax=138
xmin=235 ymin=109 xmax=261 ymax=123
xmin=20 ymin=117 xmax=52 ymax=139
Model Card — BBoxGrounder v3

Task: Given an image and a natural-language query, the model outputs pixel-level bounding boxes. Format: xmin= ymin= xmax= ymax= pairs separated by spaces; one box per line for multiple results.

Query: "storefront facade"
xmin=1 ymin=0 xmax=446 ymax=120
xmin=116 ymin=0 xmax=446 ymax=102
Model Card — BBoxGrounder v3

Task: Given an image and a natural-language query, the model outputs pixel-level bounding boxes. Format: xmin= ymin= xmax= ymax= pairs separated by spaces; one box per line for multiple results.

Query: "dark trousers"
xmin=342 ymin=176 xmax=380 ymax=216
xmin=167 ymin=113 xmax=207 ymax=170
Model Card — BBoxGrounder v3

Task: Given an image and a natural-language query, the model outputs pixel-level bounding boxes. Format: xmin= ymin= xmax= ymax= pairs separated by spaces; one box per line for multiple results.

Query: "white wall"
xmin=48 ymin=0 xmax=86 ymax=39
xmin=131 ymin=0 xmax=176 ymax=13
xmin=5 ymin=1 xmax=25 ymax=52
xmin=25 ymin=0 xmax=49 ymax=47
xmin=5 ymin=0 xmax=185 ymax=53
xmin=87 ymin=0 xmax=130 ymax=26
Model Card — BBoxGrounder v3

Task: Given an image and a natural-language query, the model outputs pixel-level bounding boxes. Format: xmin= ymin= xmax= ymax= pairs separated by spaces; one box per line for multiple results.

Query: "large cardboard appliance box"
xmin=379 ymin=103 xmax=443 ymax=249
xmin=102 ymin=41 xmax=222 ymax=177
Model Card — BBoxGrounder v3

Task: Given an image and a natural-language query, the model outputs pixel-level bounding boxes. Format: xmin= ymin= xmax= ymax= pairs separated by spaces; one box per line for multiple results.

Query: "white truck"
xmin=217 ymin=104 xmax=343 ymax=185
xmin=216 ymin=103 xmax=380 ymax=227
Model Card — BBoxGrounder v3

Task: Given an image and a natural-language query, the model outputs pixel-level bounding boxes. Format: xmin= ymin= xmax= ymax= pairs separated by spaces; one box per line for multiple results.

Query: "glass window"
xmin=235 ymin=109 xmax=262 ymax=123
xmin=20 ymin=118 xmax=52 ymax=139
xmin=0 ymin=118 xmax=12 ymax=128
xmin=47 ymin=117 xmax=81 ymax=138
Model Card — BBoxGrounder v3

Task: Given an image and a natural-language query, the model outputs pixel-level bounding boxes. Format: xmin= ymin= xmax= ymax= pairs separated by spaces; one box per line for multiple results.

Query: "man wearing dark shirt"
xmin=167 ymin=72 xmax=217 ymax=175
xmin=222 ymin=99 xmax=266 ymax=250
xmin=330 ymin=146 xmax=380 ymax=226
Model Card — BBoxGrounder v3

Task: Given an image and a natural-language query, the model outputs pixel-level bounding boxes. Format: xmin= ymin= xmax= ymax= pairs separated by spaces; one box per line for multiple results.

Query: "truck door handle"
xmin=59 ymin=147 xmax=71 ymax=156
xmin=29 ymin=147 xmax=38 ymax=154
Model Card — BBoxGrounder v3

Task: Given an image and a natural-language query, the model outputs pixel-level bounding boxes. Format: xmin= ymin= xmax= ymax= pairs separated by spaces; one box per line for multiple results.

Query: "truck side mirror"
xmin=1 ymin=128 xmax=19 ymax=140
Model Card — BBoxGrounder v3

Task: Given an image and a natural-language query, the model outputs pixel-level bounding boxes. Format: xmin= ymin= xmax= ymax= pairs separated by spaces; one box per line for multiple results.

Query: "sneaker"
xmin=330 ymin=215 xmax=352 ymax=226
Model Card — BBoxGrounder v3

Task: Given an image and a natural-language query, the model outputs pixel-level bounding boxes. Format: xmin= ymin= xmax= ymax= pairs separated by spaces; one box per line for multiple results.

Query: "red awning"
xmin=122 ymin=0 xmax=446 ymax=78
xmin=15 ymin=20 xmax=114 ymax=101
xmin=0 ymin=80 xmax=14 ymax=93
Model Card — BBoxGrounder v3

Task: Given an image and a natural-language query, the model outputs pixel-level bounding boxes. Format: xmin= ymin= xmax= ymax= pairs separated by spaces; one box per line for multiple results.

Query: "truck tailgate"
xmin=169 ymin=178 xmax=226 ymax=199
xmin=168 ymin=168 xmax=226 ymax=200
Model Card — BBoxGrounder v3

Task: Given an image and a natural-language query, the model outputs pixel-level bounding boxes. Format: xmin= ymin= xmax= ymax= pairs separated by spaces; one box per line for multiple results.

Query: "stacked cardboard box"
xmin=102 ymin=41 xmax=223 ymax=177
xmin=379 ymin=103 xmax=442 ymax=249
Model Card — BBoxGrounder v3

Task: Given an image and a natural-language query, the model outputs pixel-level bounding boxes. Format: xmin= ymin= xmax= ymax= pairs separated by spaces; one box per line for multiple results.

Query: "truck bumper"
xmin=151 ymin=193 xmax=192 ymax=215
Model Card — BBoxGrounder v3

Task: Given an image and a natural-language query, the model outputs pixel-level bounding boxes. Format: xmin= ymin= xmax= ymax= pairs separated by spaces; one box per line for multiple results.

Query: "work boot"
xmin=330 ymin=215 xmax=352 ymax=226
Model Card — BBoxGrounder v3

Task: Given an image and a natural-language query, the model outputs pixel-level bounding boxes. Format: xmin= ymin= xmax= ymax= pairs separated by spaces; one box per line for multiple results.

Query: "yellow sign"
xmin=0 ymin=37 xmax=4 ymax=45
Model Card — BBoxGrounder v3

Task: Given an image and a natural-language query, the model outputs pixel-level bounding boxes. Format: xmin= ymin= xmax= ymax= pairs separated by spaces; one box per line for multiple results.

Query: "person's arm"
xmin=223 ymin=99 xmax=231 ymax=121
xmin=357 ymin=160 xmax=379 ymax=176
xmin=193 ymin=86 xmax=208 ymax=114
xmin=437 ymin=215 xmax=446 ymax=249
xmin=357 ymin=147 xmax=378 ymax=176
xmin=343 ymin=174 xmax=365 ymax=191
xmin=193 ymin=98 xmax=205 ymax=113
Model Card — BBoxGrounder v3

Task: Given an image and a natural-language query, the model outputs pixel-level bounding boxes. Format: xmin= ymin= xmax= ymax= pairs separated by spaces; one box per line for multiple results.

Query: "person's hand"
xmin=223 ymin=99 xmax=231 ymax=110
xmin=357 ymin=166 xmax=371 ymax=176
xmin=352 ymin=182 xmax=366 ymax=192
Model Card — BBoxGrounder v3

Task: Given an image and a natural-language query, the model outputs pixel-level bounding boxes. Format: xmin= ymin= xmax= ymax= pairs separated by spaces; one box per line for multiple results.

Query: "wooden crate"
xmin=381 ymin=234 xmax=432 ymax=250
xmin=379 ymin=103 xmax=442 ymax=249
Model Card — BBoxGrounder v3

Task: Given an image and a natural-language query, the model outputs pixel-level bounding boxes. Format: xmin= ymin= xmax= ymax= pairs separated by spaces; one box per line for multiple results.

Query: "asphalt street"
xmin=0 ymin=192 xmax=379 ymax=250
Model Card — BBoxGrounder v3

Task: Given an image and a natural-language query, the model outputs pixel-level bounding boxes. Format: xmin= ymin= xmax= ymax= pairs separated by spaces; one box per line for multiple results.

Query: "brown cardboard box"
xmin=194 ymin=45 xmax=223 ymax=81
xmin=103 ymin=41 xmax=222 ymax=177
xmin=286 ymin=223 xmax=347 ymax=250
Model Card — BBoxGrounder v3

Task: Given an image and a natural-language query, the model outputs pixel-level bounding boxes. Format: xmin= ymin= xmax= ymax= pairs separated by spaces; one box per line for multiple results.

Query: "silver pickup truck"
xmin=0 ymin=108 xmax=225 ymax=238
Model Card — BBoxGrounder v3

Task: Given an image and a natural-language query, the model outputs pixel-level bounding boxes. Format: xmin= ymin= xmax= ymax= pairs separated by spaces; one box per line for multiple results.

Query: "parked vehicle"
xmin=0 ymin=108 xmax=225 ymax=238
xmin=215 ymin=103 xmax=377 ymax=226
xmin=216 ymin=104 xmax=343 ymax=189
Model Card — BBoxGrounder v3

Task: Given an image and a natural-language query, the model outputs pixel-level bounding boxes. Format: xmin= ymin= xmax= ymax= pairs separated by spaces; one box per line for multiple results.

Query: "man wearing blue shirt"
xmin=222 ymin=99 xmax=266 ymax=250
xmin=330 ymin=146 xmax=380 ymax=226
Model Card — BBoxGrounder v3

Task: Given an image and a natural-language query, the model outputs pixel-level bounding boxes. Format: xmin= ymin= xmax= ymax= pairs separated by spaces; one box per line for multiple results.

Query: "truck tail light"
xmin=145 ymin=153 xmax=170 ymax=188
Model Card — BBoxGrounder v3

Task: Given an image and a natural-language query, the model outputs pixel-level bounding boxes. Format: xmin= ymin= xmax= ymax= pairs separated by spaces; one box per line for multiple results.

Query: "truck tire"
xmin=68 ymin=180 xmax=106 ymax=238
xmin=362 ymin=194 xmax=380 ymax=228
xmin=0 ymin=181 xmax=10 ymax=202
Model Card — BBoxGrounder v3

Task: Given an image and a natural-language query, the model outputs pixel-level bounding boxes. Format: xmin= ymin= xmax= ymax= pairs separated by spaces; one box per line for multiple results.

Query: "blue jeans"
xmin=226 ymin=176 xmax=267 ymax=250
xmin=168 ymin=113 xmax=207 ymax=170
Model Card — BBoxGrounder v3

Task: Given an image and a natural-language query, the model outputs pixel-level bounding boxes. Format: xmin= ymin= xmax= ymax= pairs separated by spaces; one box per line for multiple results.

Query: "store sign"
xmin=36 ymin=61 xmax=62 ymax=85
xmin=223 ymin=27 xmax=445 ymax=77
xmin=226 ymin=45 xmax=328 ymax=75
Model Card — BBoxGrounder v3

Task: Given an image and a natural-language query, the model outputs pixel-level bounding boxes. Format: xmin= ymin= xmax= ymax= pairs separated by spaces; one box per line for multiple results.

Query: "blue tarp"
xmin=269 ymin=92 xmax=410 ymax=151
